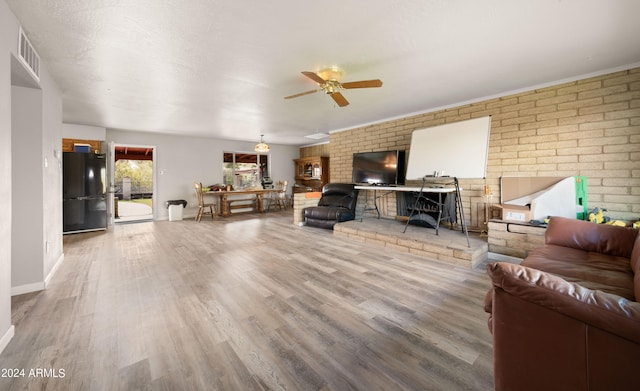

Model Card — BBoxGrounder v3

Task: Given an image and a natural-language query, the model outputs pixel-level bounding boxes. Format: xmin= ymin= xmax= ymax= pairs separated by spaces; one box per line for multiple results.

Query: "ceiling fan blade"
xmin=341 ymin=79 xmax=383 ymax=89
xmin=330 ymin=92 xmax=349 ymax=107
xmin=284 ymin=89 xmax=319 ymax=99
xmin=302 ymin=71 xmax=327 ymax=85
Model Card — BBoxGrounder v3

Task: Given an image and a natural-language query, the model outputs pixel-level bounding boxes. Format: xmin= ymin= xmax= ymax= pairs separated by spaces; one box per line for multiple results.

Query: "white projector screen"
xmin=405 ymin=116 xmax=492 ymax=179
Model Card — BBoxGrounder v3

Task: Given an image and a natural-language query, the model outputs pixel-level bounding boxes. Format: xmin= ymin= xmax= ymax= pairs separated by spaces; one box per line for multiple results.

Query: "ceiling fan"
xmin=284 ymin=67 xmax=383 ymax=107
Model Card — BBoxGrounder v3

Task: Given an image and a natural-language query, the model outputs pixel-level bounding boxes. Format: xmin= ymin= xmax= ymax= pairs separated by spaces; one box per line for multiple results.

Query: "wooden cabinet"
xmin=293 ymin=156 xmax=329 ymax=193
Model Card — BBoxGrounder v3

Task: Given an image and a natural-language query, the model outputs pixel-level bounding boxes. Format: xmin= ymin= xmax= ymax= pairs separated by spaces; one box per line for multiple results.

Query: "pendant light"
xmin=255 ymin=134 xmax=270 ymax=152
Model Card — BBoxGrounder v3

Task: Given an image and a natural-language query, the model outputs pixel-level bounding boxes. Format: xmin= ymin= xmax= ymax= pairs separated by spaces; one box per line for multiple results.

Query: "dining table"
xmin=203 ymin=188 xmax=279 ymax=217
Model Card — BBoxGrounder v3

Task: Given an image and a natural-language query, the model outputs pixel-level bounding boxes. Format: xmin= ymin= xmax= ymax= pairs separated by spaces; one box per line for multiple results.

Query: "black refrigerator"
xmin=63 ymin=152 xmax=108 ymax=233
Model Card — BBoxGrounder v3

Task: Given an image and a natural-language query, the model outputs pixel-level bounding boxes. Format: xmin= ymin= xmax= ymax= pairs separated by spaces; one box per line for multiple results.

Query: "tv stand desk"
xmin=355 ymin=185 xmax=431 ymax=219
xmin=355 ymin=179 xmax=470 ymax=247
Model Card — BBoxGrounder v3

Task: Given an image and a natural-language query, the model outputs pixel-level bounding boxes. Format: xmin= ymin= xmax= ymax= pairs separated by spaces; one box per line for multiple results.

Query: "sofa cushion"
xmin=318 ymin=194 xmax=355 ymax=209
xmin=317 ymin=183 xmax=358 ymax=211
xmin=304 ymin=206 xmax=355 ymax=222
xmin=545 ymin=216 xmax=638 ymax=258
xmin=523 ymin=244 xmax=635 ymax=300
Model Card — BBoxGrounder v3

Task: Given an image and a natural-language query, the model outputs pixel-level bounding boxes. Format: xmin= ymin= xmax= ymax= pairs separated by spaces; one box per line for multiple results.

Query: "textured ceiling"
xmin=6 ymin=0 xmax=640 ymax=145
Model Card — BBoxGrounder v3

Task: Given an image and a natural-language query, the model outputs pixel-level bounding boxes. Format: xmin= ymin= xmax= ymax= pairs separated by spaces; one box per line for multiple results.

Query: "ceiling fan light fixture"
xmin=324 ymin=80 xmax=341 ymax=94
xmin=317 ymin=66 xmax=343 ymax=83
xmin=284 ymin=66 xmax=382 ymax=108
xmin=255 ymin=134 xmax=270 ymax=152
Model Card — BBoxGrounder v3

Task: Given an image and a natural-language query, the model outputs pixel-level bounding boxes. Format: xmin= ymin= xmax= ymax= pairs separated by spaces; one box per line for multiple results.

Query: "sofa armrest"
xmin=487 ymin=262 xmax=640 ymax=344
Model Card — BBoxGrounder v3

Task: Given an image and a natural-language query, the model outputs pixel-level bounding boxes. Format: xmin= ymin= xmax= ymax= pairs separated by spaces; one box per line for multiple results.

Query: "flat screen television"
xmin=352 ymin=150 xmax=406 ymax=185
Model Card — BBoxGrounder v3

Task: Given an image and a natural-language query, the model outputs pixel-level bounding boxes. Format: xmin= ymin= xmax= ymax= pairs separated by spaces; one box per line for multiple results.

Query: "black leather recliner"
xmin=304 ymin=183 xmax=359 ymax=229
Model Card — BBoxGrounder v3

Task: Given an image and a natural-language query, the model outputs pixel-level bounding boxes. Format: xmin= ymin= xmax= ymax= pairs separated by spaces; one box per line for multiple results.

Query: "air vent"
xmin=18 ymin=28 xmax=40 ymax=82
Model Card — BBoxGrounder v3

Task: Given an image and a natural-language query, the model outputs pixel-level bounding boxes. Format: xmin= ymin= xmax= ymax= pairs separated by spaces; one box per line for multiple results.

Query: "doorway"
xmin=110 ymin=144 xmax=155 ymax=223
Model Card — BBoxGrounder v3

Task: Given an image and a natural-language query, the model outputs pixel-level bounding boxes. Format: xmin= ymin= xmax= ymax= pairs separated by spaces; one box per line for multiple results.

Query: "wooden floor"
xmin=1 ymin=211 xmax=495 ymax=390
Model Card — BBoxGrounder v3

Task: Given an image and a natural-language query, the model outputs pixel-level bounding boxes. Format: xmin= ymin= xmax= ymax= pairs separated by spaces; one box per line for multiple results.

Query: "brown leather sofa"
xmin=484 ymin=216 xmax=640 ymax=391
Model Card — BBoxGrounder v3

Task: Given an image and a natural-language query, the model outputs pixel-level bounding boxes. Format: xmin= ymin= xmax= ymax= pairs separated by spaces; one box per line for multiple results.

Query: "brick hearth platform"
xmin=333 ymin=218 xmax=488 ymax=268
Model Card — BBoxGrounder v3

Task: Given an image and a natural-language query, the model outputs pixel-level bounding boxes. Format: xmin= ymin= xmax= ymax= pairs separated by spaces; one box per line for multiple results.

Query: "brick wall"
xmin=330 ymin=67 xmax=640 ymax=228
xmin=293 ymin=192 xmax=320 ymax=225
xmin=487 ymin=221 xmax=546 ymax=258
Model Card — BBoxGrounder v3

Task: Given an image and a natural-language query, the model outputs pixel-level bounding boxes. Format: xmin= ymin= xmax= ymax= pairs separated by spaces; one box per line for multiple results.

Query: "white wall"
xmin=10 ymin=60 xmax=63 ymax=295
xmin=10 ymin=75 xmax=63 ymax=294
xmin=0 ymin=0 xmax=17 ymax=353
xmin=1 ymin=0 xmax=64 ymax=353
xmin=11 ymin=86 xmax=43 ymax=289
xmin=40 ymin=68 xmax=63 ymax=284
xmin=106 ymin=129 xmax=299 ymax=219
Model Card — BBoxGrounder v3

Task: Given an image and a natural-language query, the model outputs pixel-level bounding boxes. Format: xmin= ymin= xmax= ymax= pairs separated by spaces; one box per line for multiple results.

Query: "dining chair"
xmin=285 ymin=187 xmax=294 ymax=208
xmin=193 ymin=182 xmax=217 ymax=222
xmin=267 ymin=180 xmax=288 ymax=210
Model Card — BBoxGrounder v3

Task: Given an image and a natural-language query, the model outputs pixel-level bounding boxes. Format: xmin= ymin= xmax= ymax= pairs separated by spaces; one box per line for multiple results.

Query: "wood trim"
xmin=62 ymin=138 xmax=102 ymax=153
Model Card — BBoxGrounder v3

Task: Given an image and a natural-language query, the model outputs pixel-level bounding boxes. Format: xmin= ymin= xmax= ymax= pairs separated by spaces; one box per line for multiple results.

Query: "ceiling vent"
xmin=304 ymin=132 xmax=330 ymax=140
xmin=17 ymin=27 xmax=40 ymax=82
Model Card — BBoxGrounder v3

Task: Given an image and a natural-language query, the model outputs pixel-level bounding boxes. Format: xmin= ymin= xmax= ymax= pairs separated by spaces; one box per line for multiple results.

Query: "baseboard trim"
xmin=11 ymin=281 xmax=45 ymax=296
xmin=44 ymin=253 xmax=65 ymax=288
xmin=11 ymin=253 xmax=64 ymax=296
xmin=0 ymin=325 xmax=15 ymax=354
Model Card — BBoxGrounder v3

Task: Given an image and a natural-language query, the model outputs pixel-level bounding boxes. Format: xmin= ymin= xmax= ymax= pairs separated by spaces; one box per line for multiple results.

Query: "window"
xmin=223 ymin=152 xmax=269 ymax=189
